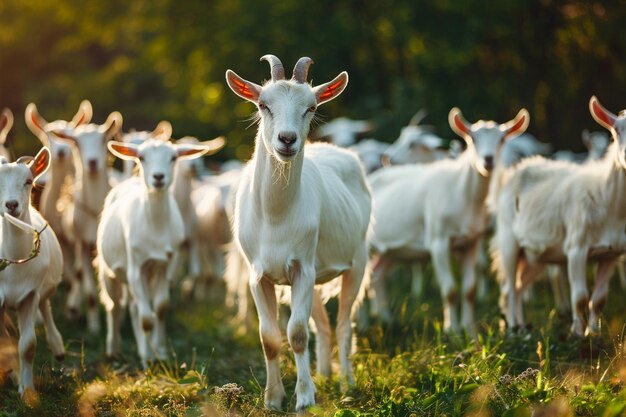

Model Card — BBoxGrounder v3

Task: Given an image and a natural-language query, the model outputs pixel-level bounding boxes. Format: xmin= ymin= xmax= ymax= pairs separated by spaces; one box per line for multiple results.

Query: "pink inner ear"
xmin=229 ymin=75 xmax=256 ymax=99
xmin=318 ymin=79 xmax=345 ymax=101
xmin=0 ymin=117 xmax=6 ymax=132
xmin=507 ymin=115 xmax=527 ymax=135
xmin=454 ymin=115 xmax=470 ymax=136
xmin=592 ymin=100 xmax=615 ymax=128
xmin=30 ymin=113 xmax=43 ymax=131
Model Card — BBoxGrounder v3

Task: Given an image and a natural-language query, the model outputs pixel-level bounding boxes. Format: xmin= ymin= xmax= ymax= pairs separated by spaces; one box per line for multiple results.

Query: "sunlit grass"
xmin=1 ymin=268 xmax=626 ymax=416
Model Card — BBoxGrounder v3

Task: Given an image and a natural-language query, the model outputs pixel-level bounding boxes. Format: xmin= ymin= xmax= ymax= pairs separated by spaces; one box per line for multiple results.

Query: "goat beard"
xmin=273 ymin=158 xmax=292 ymax=188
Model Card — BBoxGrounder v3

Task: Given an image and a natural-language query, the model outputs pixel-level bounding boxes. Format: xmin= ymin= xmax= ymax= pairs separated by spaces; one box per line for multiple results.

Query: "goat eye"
xmin=138 ymin=155 xmax=144 ymax=162
xmin=25 ymin=179 xmax=33 ymax=186
xmin=170 ymin=156 xmax=176 ymax=162
xmin=308 ymin=105 xmax=317 ymax=113
xmin=258 ymin=102 xmax=267 ymax=110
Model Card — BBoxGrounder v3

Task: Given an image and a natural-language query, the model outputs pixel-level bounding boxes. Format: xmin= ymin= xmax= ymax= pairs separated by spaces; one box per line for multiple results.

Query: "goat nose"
xmin=278 ymin=132 xmax=297 ymax=146
xmin=153 ymin=173 xmax=164 ymax=181
xmin=58 ymin=149 xmax=66 ymax=159
xmin=5 ymin=200 xmax=18 ymax=211
xmin=484 ymin=155 xmax=494 ymax=168
xmin=88 ymin=159 xmax=98 ymax=170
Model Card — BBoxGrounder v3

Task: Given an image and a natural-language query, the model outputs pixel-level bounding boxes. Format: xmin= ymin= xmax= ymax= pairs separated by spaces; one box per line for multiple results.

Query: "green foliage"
xmin=2 ymin=0 xmax=626 ymax=161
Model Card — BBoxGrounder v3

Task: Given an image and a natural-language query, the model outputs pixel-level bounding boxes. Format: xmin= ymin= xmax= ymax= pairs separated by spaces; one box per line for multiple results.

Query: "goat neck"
xmin=1 ymin=210 xmax=34 ymax=261
xmin=252 ymin=131 xmax=304 ymax=218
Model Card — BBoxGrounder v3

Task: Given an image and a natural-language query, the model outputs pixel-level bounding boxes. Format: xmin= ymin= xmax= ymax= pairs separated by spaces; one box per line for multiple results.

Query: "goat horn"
xmin=292 ymin=57 xmax=314 ymax=83
xmin=260 ymin=54 xmax=285 ymax=82
xmin=409 ymin=109 xmax=428 ymax=126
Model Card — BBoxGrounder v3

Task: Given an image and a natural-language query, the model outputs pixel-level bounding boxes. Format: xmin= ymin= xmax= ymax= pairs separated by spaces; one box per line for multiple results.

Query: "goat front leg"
xmin=250 ymin=273 xmax=285 ymax=410
xmin=38 ymin=298 xmax=65 ymax=361
xmin=127 ymin=262 xmax=154 ymax=368
xmin=587 ymin=259 xmax=616 ymax=336
xmin=81 ymin=242 xmax=100 ymax=334
xmin=311 ymin=288 xmax=331 ymax=378
xmin=152 ymin=269 xmax=170 ymax=361
xmin=460 ymin=241 xmax=479 ymax=337
xmin=337 ymin=246 xmax=367 ymax=390
xmin=514 ymin=259 xmax=544 ymax=330
xmin=16 ymin=292 xmax=39 ymax=397
xmin=567 ymin=248 xmax=590 ymax=337
xmin=101 ymin=270 xmax=125 ymax=357
xmin=288 ymin=263 xmax=316 ymax=410
xmin=430 ymin=238 xmax=459 ymax=332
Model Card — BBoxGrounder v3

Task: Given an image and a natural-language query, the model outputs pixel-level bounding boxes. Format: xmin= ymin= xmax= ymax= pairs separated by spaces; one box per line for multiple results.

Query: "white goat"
xmin=349 ymin=138 xmax=389 ymax=174
xmin=117 ymin=121 xmax=173 ymax=181
xmin=0 ymin=148 xmax=65 ymax=397
xmin=97 ymin=136 xmax=223 ymax=367
xmin=492 ymin=96 xmax=626 ymax=336
xmin=382 ymin=110 xmax=446 ymax=166
xmin=226 ymin=55 xmax=371 ymax=411
xmin=368 ymin=108 xmax=529 ymax=334
xmin=313 ymin=116 xmax=373 ymax=147
xmin=554 ymin=129 xmax=610 ymax=162
xmin=24 ymin=101 xmax=91 ymax=318
xmin=55 ymin=108 xmax=123 ymax=334
xmin=0 ymin=109 xmax=13 ymax=161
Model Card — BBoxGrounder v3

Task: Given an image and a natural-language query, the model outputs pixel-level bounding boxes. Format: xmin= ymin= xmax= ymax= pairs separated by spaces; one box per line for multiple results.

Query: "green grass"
xmin=2 ymin=265 xmax=626 ymax=416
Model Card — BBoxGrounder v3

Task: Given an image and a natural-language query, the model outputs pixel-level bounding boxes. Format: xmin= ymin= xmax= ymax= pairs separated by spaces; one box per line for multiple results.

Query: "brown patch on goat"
xmin=24 ymin=341 xmax=36 ymax=364
xmin=262 ymin=339 xmax=280 ymax=360
xmin=141 ymin=317 xmax=154 ymax=333
xmin=289 ymin=323 xmax=308 ymax=354
xmin=156 ymin=303 xmax=168 ymax=322
xmin=446 ymin=289 xmax=458 ymax=305
xmin=465 ymin=286 xmax=476 ymax=305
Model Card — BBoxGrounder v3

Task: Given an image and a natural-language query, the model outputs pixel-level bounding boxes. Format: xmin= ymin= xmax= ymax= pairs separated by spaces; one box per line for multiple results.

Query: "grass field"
xmin=1 ymin=264 xmax=626 ymax=416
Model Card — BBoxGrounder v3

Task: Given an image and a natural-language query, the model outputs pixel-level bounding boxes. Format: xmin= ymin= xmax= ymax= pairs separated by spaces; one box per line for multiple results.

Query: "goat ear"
xmin=176 ymin=137 xmax=226 ymax=160
xmin=103 ymin=111 xmax=123 ymax=138
xmin=226 ymin=70 xmax=261 ymax=103
xmin=589 ymin=96 xmax=617 ymax=132
xmin=71 ymin=100 xmax=93 ymax=126
xmin=151 ymin=121 xmax=172 ymax=141
xmin=108 ymin=141 xmax=138 ymax=160
xmin=314 ymin=72 xmax=348 ymax=105
xmin=448 ymin=108 xmax=472 ymax=140
xmin=503 ymin=109 xmax=530 ymax=140
xmin=28 ymin=147 xmax=51 ymax=181
xmin=25 ymin=103 xmax=48 ymax=141
xmin=0 ymin=108 xmax=13 ymax=145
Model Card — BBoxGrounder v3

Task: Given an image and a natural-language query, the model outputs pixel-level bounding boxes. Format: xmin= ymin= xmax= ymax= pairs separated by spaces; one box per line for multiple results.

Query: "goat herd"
xmin=0 ymin=55 xmax=623 ymax=411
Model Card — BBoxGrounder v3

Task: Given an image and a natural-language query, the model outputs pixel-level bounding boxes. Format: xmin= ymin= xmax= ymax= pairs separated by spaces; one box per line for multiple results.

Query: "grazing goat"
xmin=313 ymin=116 xmax=373 ymax=147
xmin=554 ymin=129 xmax=610 ymax=162
xmin=24 ymin=101 xmax=91 ymax=318
xmin=382 ymin=110 xmax=446 ymax=166
xmin=0 ymin=109 xmax=13 ymax=161
xmin=226 ymin=55 xmax=371 ymax=410
xmin=492 ymin=96 xmax=626 ymax=336
xmin=349 ymin=138 xmax=389 ymax=174
xmin=368 ymin=107 xmax=529 ymax=334
xmin=55 ymin=107 xmax=123 ymax=334
xmin=97 ymin=137 xmax=223 ymax=367
xmin=0 ymin=148 xmax=65 ymax=397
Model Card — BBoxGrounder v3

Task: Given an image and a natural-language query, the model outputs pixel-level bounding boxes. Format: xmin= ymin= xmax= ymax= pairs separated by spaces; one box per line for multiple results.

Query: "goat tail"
xmin=96 ymin=255 xmax=115 ymax=312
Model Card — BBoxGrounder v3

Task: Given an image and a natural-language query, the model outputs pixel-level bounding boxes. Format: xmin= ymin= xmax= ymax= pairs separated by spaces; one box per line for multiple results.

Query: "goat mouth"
xmin=275 ymin=147 xmax=297 ymax=157
xmin=153 ymin=181 xmax=165 ymax=189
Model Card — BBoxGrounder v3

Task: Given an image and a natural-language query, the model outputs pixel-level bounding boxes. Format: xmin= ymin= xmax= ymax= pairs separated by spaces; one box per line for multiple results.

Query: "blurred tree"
xmin=1 ymin=0 xmax=625 ymax=159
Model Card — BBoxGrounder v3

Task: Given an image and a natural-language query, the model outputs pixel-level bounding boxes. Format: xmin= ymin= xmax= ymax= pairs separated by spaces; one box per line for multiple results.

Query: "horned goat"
xmin=0 ymin=148 xmax=65 ymax=397
xmin=492 ymin=96 xmax=626 ymax=336
xmin=24 ymin=101 xmax=91 ymax=318
xmin=368 ymin=107 xmax=529 ymax=334
xmin=54 ymin=107 xmax=123 ymax=334
xmin=226 ymin=55 xmax=371 ymax=411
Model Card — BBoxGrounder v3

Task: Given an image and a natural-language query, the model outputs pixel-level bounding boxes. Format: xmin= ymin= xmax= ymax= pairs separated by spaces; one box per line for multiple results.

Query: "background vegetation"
xmin=2 ymin=1 xmax=626 ymax=416
xmin=2 ymin=0 xmax=626 ymax=160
